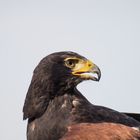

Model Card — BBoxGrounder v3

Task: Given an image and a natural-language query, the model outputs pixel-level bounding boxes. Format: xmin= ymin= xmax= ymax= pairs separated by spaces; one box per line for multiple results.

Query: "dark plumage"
xmin=23 ymin=51 xmax=140 ymax=140
xmin=123 ymin=113 xmax=140 ymax=122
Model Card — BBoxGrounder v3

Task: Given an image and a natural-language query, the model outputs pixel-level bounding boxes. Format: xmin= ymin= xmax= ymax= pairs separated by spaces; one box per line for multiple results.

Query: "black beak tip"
xmin=97 ymin=71 xmax=101 ymax=81
xmin=93 ymin=66 xmax=101 ymax=82
xmin=95 ymin=74 xmax=101 ymax=82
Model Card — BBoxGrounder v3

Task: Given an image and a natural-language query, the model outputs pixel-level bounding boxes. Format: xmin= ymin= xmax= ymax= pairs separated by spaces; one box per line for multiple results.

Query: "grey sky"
xmin=0 ymin=0 xmax=140 ymax=140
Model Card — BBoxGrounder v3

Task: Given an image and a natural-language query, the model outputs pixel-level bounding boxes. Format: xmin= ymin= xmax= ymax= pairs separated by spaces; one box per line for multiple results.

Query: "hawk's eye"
xmin=65 ymin=59 xmax=79 ymax=68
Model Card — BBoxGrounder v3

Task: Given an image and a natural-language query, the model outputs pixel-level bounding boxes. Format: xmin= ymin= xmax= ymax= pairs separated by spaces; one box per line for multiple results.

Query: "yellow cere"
xmin=72 ymin=60 xmax=94 ymax=75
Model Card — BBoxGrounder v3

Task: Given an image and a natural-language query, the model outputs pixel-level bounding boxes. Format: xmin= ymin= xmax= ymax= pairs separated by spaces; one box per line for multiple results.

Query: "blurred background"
xmin=0 ymin=0 xmax=140 ymax=139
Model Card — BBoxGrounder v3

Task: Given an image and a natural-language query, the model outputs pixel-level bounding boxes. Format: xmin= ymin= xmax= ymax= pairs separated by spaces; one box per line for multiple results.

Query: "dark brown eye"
xmin=65 ymin=59 xmax=79 ymax=68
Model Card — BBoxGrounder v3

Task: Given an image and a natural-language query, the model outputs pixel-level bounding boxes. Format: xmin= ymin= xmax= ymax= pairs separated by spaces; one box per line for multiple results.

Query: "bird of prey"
xmin=23 ymin=51 xmax=140 ymax=140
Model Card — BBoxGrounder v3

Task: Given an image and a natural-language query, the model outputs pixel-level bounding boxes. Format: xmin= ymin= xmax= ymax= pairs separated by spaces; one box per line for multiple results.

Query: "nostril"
xmin=88 ymin=64 xmax=91 ymax=67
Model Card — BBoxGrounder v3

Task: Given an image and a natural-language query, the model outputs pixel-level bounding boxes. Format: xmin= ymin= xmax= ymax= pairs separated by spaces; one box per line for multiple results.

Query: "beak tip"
xmin=96 ymin=76 xmax=101 ymax=82
xmin=92 ymin=65 xmax=101 ymax=82
xmin=98 ymin=72 xmax=101 ymax=81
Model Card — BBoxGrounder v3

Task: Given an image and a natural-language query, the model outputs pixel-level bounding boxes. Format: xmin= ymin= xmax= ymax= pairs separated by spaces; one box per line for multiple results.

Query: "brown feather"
xmin=61 ymin=123 xmax=140 ymax=140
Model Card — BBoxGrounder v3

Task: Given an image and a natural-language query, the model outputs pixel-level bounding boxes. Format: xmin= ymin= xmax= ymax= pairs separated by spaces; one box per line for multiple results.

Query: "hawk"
xmin=23 ymin=51 xmax=140 ymax=140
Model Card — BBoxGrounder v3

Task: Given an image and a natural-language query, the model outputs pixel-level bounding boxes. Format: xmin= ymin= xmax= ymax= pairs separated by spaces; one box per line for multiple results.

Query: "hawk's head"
xmin=23 ymin=51 xmax=101 ymax=119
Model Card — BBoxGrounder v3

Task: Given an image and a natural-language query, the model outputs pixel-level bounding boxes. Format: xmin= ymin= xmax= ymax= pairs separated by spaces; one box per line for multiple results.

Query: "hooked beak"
xmin=72 ymin=60 xmax=101 ymax=81
xmin=89 ymin=64 xmax=101 ymax=81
